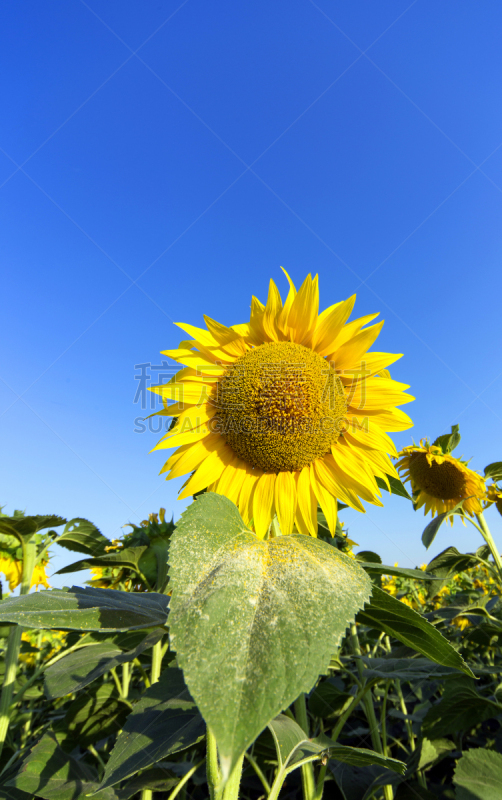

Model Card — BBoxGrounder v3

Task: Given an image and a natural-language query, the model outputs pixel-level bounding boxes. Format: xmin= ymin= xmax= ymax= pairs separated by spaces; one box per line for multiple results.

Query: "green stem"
xmin=206 ymin=727 xmax=222 ymax=800
xmin=151 ymin=639 xmax=163 ymax=685
xmin=222 ymin=753 xmax=245 ymax=800
xmin=245 ymin=751 xmax=271 ymax=794
xmin=350 ymin=624 xmax=394 ymax=800
xmin=122 ymin=661 xmax=130 ymax=698
xmin=267 ymin=765 xmax=288 ymax=800
xmin=0 ymin=537 xmax=37 ymax=758
xmin=313 ymin=763 xmax=327 ymax=800
xmin=475 ymin=512 xmax=502 ymax=582
xmin=294 ymin=694 xmax=316 ymax=800
xmin=166 ymin=760 xmax=205 ymax=800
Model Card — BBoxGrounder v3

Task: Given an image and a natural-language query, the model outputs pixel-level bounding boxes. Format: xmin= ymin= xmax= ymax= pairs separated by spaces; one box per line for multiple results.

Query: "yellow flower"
xmin=31 ymin=561 xmax=50 ymax=590
xmin=150 ymin=271 xmax=413 ymax=537
xmin=0 ymin=557 xmax=49 ymax=591
xmin=485 ymin=484 xmax=502 ymax=516
xmin=400 ymin=596 xmax=416 ymax=609
xmin=0 ymin=555 xmax=22 ymax=590
xmin=396 ymin=441 xmax=485 ymax=519
xmin=452 ymin=615 xmax=471 ymax=631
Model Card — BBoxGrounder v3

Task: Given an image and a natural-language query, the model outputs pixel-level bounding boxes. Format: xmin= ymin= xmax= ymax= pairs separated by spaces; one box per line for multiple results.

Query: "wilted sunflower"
xmin=150 ymin=271 xmax=413 ymax=537
xmin=396 ymin=441 xmax=486 ymax=519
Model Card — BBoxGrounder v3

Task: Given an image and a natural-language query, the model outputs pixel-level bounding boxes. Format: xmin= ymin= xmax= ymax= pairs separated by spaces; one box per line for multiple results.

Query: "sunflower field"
xmin=1 ymin=274 xmax=502 ymax=800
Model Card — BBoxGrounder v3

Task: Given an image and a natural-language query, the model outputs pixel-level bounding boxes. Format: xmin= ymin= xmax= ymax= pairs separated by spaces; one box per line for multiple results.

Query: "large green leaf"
xmin=55 ymin=546 xmax=149 ymax=575
xmin=423 ymin=678 xmax=502 ymax=739
xmin=6 ymin=732 xmax=118 ymax=800
xmin=168 ymin=492 xmax=372 ymax=780
xmin=99 ymin=666 xmax=205 ymax=790
xmin=55 ymin=518 xmax=109 ymax=556
xmin=454 ymin=748 xmax=502 ymax=800
xmin=45 ymin=629 xmax=164 ymax=698
xmin=356 ymin=586 xmax=473 ymax=676
xmin=0 ymin=586 xmax=169 ymax=631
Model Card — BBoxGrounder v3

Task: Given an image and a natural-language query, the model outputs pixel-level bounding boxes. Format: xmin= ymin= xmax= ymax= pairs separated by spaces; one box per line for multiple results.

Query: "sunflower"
xmin=0 ymin=555 xmax=50 ymax=591
xmin=485 ymin=484 xmax=502 ymax=516
xmin=150 ymin=271 xmax=413 ymax=537
xmin=396 ymin=441 xmax=486 ymax=519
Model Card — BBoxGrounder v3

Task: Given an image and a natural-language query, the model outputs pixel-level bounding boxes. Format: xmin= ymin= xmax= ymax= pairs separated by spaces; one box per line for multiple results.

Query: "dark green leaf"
xmin=376 ymin=475 xmax=412 ymax=500
xmin=54 ymin=683 xmax=131 ymax=748
xmin=0 ymin=787 xmax=31 ymax=800
xmin=356 ymin=586 xmax=473 ymax=676
xmin=484 ymin=462 xmax=502 ymax=482
xmin=425 ymin=546 xmax=481 ymax=577
xmin=268 ymin=715 xmax=405 ymax=774
xmin=0 ymin=586 xmax=169 ymax=631
xmin=423 ymin=679 xmax=502 ymax=739
xmin=169 ymin=492 xmax=372 ymax=780
xmin=99 ymin=666 xmax=205 ymax=790
xmin=454 ymin=747 xmax=502 ymax=800
xmin=6 ymin=732 xmax=118 ymax=800
xmin=309 ymin=678 xmax=352 ymax=719
xmin=433 ymin=424 xmax=461 ymax=455
xmin=359 ymin=564 xmax=439 ymax=581
xmin=421 ymin=499 xmax=467 ymax=549
xmin=117 ymin=769 xmax=178 ymax=799
xmin=355 ymin=551 xmax=382 ymax=564
xmin=55 ymin=546 xmax=149 ymax=575
xmin=394 ymin=784 xmax=437 ymax=800
xmin=45 ymin=629 xmax=164 ymax=698
xmin=360 ymin=656 xmax=458 ymax=682
xmin=0 ymin=515 xmax=66 ymax=543
xmin=56 ymin=518 xmax=109 ymax=556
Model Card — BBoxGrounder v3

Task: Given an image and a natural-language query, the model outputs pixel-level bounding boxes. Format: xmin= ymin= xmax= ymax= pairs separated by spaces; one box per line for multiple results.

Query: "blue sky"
xmin=1 ymin=0 xmax=502 ymax=587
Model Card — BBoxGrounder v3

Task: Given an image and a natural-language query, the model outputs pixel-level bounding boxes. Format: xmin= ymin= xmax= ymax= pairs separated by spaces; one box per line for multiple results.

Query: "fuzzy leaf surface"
xmin=168 ymin=492 xmax=372 ymax=780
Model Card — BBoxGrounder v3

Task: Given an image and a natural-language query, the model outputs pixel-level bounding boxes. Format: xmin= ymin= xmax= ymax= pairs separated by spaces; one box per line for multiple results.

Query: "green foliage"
xmin=168 ymin=493 xmax=372 ymax=779
xmin=433 ymin=423 xmax=461 ymax=455
xmin=1 ymin=492 xmax=501 ymax=800
xmin=44 ymin=629 xmax=164 ymax=698
xmin=356 ymin=586 xmax=473 ymax=675
xmin=454 ymin=748 xmax=502 ymax=800
xmin=0 ymin=586 xmax=169 ymax=631
xmin=375 ymin=475 xmax=412 ymax=500
xmin=99 ymin=666 xmax=205 ymax=790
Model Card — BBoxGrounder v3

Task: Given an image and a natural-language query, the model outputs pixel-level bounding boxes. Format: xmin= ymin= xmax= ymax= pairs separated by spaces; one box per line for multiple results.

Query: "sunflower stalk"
xmin=475 ymin=511 xmax=502 ymax=582
xmin=294 ymin=693 xmax=317 ymax=800
xmin=0 ymin=536 xmax=37 ymax=758
xmin=349 ymin=623 xmax=394 ymax=800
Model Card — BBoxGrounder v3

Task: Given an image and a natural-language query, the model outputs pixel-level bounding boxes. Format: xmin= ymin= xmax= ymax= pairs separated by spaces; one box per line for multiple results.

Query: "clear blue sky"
xmin=1 ymin=1 xmax=502 ymax=586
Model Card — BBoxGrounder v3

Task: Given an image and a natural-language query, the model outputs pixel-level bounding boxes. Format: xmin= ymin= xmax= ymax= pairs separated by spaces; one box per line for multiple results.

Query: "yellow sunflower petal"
xmin=313 ymin=294 xmax=356 ymax=355
xmin=296 ymin=465 xmax=318 ymax=537
xmin=178 ymin=439 xmax=234 ymax=500
xmin=274 ymin=471 xmax=296 ymax=536
xmin=253 ymin=473 xmax=276 ymax=539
